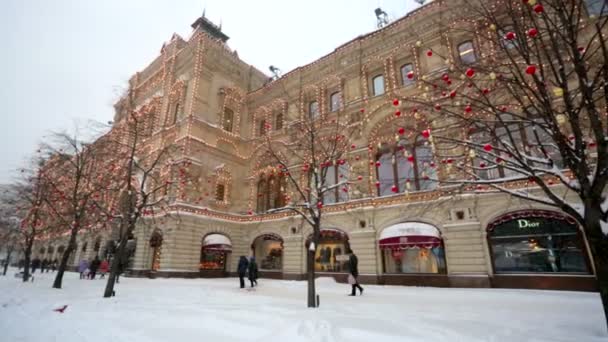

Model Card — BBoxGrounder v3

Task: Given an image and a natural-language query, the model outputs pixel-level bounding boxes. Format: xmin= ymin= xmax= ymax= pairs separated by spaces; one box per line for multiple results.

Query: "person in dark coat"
xmin=347 ymin=248 xmax=364 ymax=296
xmin=31 ymin=258 xmax=40 ymax=274
xmin=248 ymin=257 xmax=258 ymax=287
xmin=237 ymin=256 xmax=249 ymax=289
xmin=41 ymin=259 xmax=48 ymax=273
xmin=89 ymin=256 xmax=101 ymax=279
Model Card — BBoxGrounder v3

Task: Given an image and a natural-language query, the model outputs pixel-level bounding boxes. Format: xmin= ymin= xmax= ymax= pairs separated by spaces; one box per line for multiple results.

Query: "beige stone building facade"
xmin=33 ymin=1 xmax=600 ymax=291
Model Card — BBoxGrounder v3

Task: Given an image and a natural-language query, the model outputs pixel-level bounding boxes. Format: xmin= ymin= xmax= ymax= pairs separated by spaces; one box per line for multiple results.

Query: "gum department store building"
xmin=35 ymin=1 xmax=600 ymax=291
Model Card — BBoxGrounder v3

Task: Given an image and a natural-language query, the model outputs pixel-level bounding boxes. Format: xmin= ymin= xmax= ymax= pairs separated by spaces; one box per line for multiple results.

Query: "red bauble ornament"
xmin=465 ymin=105 xmax=472 ymax=113
xmin=447 ymin=158 xmax=453 ymax=164
xmin=355 ymin=155 xmax=360 ymax=161
xmin=504 ymin=31 xmax=516 ymax=40
xmin=435 ymin=104 xmax=442 ymax=111
xmin=339 ymin=159 xmax=346 ymax=165
xmin=351 ymin=144 xmax=356 ymax=149
xmin=482 ymin=88 xmax=490 ymax=94
xmin=407 ymin=71 xmax=415 ymax=79
xmin=407 ymin=155 xmax=415 ymax=162
xmin=422 ymin=129 xmax=431 ymax=139
xmin=375 ymin=181 xmax=381 ymax=188
xmin=317 ymin=202 xmax=323 ymax=209
xmin=342 ymin=187 xmax=349 ymax=193
xmin=248 ymin=210 xmax=253 ymax=215
xmin=496 ymin=157 xmax=503 ymax=163
xmin=442 ymin=73 xmax=450 ymax=81
xmin=527 ymin=28 xmax=538 ymax=38
xmin=430 ymin=161 xmax=436 ymax=167
xmin=449 ymin=90 xmax=457 ymax=98
xmin=533 ymin=4 xmax=544 ymax=13
xmin=589 ymin=141 xmax=597 ymax=148
xmin=391 ymin=185 xmax=398 ymax=193
xmin=466 ymin=68 xmax=475 ymax=78
xmin=360 ymin=108 xmax=365 ymax=113
xmin=427 ymin=50 xmax=433 ymax=57
xmin=483 ymin=144 xmax=493 ymax=152
xmin=578 ymin=46 xmax=585 ymax=53
xmin=357 ymin=175 xmax=363 ymax=181
xmin=393 ymin=99 xmax=400 ymax=106
xmin=395 ymin=110 xmax=401 ymax=117
xmin=375 ymin=161 xmax=381 ymax=167
xmin=525 ymin=65 xmax=537 ymax=75
xmin=480 ymin=162 xmax=486 ymax=168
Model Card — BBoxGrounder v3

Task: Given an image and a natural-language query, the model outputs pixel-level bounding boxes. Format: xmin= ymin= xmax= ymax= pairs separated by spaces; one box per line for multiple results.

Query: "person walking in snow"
xmin=99 ymin=259 xmax=109 ymax=279
xmin=248 ymin=257 xmax=258 ymax=288
xmin=347 ymin=248 xmax=364 ymax=296
xmin=89 ymin=256 xmax=101 ymax=280
xmin=78 ymin=259 xmax=89 ymax=279
xmin=237 ymin=256 xmax=249 ymax=289
xmin=31 ymin=258 xmax=40 ymax=274
xmin=41 ymin=258 xmax=48 ymax=273
xmin=51 ymin=259 xmax=58 ymax=272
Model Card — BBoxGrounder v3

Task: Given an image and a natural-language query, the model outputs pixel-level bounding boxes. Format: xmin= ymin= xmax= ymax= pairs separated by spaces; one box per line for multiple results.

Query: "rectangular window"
xmin=275 ymin=113 xmax=283 ymax=130
xmin=259 ymin=120 xmax=267 ymax=136
xmin=586 ymin=0 xmax=608 ymax=15
xmin=309 ymin=101 xmax=319 ymax=119
xmin=222 ymin=108 xmax=234 ymax=132
xmin=372 ymin=75 xmax=385 ymax=96
xmin=458 ymin=41 xmax=477 ymax=64
xmin=215 ymin=184 xmax=225 ymax=201
xmin=330 ymin=92 xmax=341 ymax=112
xmin=400 ymin=64 xmax=415 ymax=86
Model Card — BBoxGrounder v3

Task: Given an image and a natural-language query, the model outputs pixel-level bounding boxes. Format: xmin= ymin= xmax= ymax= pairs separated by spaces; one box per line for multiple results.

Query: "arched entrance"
xmin=251 ymin=233 xmax=283 ymax=271
xmin=200 ymin=234 xmax=232 ymax=276
xmin=487 ymin=210 xmax=591 ymax=274
xmin=149 ymin=230 xmax=163 ymax=271
xmin=306 ymin=228 xmax=350 ymax=272
xmin=379 ymin=222 xmax=447 ymax=274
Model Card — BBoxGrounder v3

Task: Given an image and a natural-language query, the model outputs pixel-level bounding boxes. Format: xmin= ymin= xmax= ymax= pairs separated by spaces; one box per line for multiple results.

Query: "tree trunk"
xmin=584 ymin=203 xmax=608 ymax=330
xmin=3 ymin=248 xmax=12 ymax=275
xmin=104 ymin=235 xmax=128 ymax=298
xmin=307 ymin=249 xmax=316 ymax=307
xmin=22 ymin=240 xmax=33 ymax=282
xmin=52 ymin=235 xmax=76 ymax=289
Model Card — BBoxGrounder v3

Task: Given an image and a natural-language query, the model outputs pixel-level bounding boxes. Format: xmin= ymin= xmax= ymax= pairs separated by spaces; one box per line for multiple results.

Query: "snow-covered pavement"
xmin=0 ymin=269 xmax=605 ymax=342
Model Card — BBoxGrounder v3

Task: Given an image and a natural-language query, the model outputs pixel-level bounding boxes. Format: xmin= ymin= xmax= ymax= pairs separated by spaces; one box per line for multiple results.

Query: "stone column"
xmin=283 ymin=235 xmax=304 ymax=279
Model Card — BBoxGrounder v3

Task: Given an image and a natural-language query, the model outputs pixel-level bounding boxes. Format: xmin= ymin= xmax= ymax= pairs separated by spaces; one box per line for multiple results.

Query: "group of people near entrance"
xmin=78 ymin=256 xmax=109 ymax=280
xmin=236 ymin=249 xmax=364 ymax=296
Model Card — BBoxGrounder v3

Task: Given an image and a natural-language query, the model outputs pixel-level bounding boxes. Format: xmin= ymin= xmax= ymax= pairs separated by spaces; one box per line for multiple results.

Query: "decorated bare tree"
xmin=396 ymin=0 xmax=608 ymax=323
xmin=102 ymin=88 xmax=182 ymax=298
xmin=39 ymin=130 xmax=115 ymax=289
xmin=260 ymin=104 xmax=357 ymax=307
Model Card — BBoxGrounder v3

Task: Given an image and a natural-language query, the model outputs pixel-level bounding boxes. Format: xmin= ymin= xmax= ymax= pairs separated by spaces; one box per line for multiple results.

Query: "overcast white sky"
xmin=1 ymin=0 xmax=421 ymax=183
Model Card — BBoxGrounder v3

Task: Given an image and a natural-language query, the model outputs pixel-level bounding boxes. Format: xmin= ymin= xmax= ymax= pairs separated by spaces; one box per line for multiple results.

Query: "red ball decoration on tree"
xmin=480 ymin=162 xmax=486 ymax=168
xmin=391 ymin=185 xmax=398 ymax=193
xmin=466 ymin=68 xmax=475 ymax=78
xmin=351 ymin=144 xmax=356 ymax=149
xmin=465 ymin=105 xmax=472 ymax=113
xmin=442 ymin=73 xmax=450 ymax=81
xmin=482 ymin=88 xmax=490 ymax=94
xmin=407 ymin=155 xmax=415 ymax=162
xmin=395 ymin=110 xmax=401 ymax=117
xmin=427 ymin=50 xmax=433 ymax=57
xmin=360 ymin=108 xmax=365 ymax=113
xmin=449 ymin=90 xmax=457 ymax=98
xmin=317 ymin=202 xmax=323 ymax=209
xmin=375 ymin=161 xmax=381 ymax=167
xmin=435 ymin=104 xmax=442 ymax=111
xmin=484 ymin=144 xmax=493 ymax=152
xmin=398 ymin=127 xmax=405 ymax=135
xmin=248 ymin=210 xmax=253 ymax=215
xmin=422 ymin=129 xmax=431 ymax=139
xmin=393 ymin=99 xmax=400 ymax=106
xmin=407 ymin=71 xmax=415 ymax=79
xmin=533 ymin=4 xmax=544 ymax=13
xmin=504 ymin=31 xmax=516 ymax=40
xmin=527 ymin=28 xmax=538 ymax=38
xmin=375 ymin=181 xmax=381 ymax=188
xmin=342 ymin=187 xmax=349 ymax=193
xmin=525 ymin=65 xmax=537 ymax=75
xmin=357 ymin=175 xmax=363 ymax=181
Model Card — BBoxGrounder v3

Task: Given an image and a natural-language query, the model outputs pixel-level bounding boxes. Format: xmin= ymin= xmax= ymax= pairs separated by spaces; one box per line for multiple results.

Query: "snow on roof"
xmin=379 ymin=222 xmax=440 ymax=240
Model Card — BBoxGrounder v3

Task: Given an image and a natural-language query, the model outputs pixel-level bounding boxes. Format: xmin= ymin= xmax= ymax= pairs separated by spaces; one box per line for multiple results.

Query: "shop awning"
xmin=203 ymin=234 xmax=232 ymax=251
xmin=379 ymin=222 xmax=442 ymax=250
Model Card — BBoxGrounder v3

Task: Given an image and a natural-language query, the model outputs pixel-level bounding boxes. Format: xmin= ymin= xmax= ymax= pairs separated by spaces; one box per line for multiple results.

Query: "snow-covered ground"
xmin=0 ymin=269 xmax=606 ymax=342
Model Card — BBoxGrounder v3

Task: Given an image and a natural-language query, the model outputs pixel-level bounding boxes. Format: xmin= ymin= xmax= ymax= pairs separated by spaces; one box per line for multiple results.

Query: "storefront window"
xmin=252 ymin=234 xmax=283 ymax=270
xmin=200 ymin=234 xmax=232 ymax=271
xmin=308 ymin=229 xmax=350 ymax=272
xmin=488 ymin=211 xmax=590 ymax=274
xmin=379 ymin=223 xmax=447 ymax=274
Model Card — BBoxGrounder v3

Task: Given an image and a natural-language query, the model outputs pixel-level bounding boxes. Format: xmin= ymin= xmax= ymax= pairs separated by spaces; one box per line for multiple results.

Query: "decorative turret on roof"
xmin=190 ymin=10 xmax=229 ymax=43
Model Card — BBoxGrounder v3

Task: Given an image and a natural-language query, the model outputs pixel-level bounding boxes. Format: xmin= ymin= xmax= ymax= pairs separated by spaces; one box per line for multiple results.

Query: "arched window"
xmin=252 ymin=234 xmax=283 ymax=270
xmin=322 ymin=162 xmax=349 ymax=204
xmin=487 ymin=211 xmax=591 ymax=274
xmin=259 ymin=119 xmax=267 ymax=136
xmin=379 ymin=222 xmax=447 ymax=274
xmin=275 ymin=112 xmax=283 ymax=130
xmin=200 ymin=234 xmax=232 ymax=271
xmin=400 ymin=64 xmax=415 ymax=86
xmin=372 ymin=75 xmax=385 ymax=96
xmin=215 ymin=183 xmax=226 ymax=201
xmin=309 ymin=101 xmax=319 ymax=119
xmin=458 ymin=41 xmax=477 ymax=64
xmin=149 ymin=230 xmax=163 ymax=271
xmin=330 ymin=92 xmax=341 ymax=112
xmin=257 ymin=179 xmax=267 ymax=213
xmin=170 ymin=102 xmax=180 ymax=125
xmin=222 ymin=108 xmax=234 ymax=132
xmin=376 ymin=137 xmax=437 ymax=196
